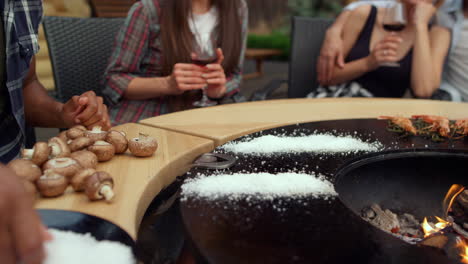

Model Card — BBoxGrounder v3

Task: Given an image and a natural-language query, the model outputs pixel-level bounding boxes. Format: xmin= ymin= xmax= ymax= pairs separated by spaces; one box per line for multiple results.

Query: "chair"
xmin=42 ymin=16 xmax=124 ymax=103
xmin=250 ymin=17 xmax=333 ymax=100
xmin=88 ymin=0 xmax=136 ymax=18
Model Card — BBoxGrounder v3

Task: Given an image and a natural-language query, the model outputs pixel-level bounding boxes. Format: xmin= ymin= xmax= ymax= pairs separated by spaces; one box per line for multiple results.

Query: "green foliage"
xmin=288 ymin=0 xmax=343 ymax=18
xmin=247 ymin=32 xmax=290 ymax=60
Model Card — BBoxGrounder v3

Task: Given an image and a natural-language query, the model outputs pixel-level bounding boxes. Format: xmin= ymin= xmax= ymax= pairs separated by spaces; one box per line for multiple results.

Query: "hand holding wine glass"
xmin=192 ymin=41 xmax=219 ymax=107
xmin=381 ymin=2 xmax=407 ymax=67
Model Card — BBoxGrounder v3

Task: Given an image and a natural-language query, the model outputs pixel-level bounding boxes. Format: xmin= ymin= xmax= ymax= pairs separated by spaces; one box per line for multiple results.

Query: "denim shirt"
xmin=0 ymin=0 xmax=42 ymax=162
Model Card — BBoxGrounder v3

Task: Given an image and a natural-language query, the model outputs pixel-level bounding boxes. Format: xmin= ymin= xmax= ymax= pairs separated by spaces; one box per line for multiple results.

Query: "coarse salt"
xmin=44 ymin=229 xmax=135 ymax=264
xmin=181 ymin=172 xmax=337 ymax=201
xmin=221 ymin=134 xmax=382 ymax=155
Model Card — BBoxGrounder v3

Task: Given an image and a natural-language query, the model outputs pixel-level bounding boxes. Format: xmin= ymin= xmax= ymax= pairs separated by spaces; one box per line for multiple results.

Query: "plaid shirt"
xmin=103 ymin=0 xmax=248 ymax=126
xmin=0 ymin=0 xmax=42 ymax=163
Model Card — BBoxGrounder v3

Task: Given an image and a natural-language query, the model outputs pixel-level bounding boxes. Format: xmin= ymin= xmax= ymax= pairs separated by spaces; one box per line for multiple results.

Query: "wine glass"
xmin=381 ymin=2 xmax=407 ymax=67
xmin=192 ymin=41 xmax=218 ymax=108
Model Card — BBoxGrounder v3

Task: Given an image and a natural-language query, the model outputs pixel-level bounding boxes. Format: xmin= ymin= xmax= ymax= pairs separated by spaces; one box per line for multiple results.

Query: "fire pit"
xmin=178 ymin=119 xmax=468 ymax=264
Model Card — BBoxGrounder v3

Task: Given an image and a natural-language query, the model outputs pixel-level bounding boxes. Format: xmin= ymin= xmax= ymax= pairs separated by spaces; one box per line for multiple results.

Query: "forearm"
xmin=23 ymin=79 xmax=65 ymax=128
xmin=124 ymin=76 xmax=175 ymax=100
xmin=329 ymin=56 xmax=374 ymax=86
xmin=411 ymin=25 xmax=437 ymax=98
xmin=327 ymin=10 xmax=351 ymax=37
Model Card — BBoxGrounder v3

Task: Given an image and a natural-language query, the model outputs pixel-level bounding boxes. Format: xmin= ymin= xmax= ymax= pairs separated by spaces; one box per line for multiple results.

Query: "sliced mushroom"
xmin=105 ymin=131 xmax=128 ymax=154
xmin=21 ymin=142 xmax=51 ymax=166
xmin=22 ymin=180 xmax=38 ymax=202
xmin=69 ymin=137 xmax=94 ymax=152
xmin=42 ymin=158 xmax=82 ymax=180
xmin=128 ymin=133 xmax=158 ymax=157
xmin=67 ymin=127 xmax=86 ymax=140
xmin=48 ymin=137 xmax=71 ymax=158
xmin=71 ymin=168 xmax=96 ymax=192
xmin=85 ymin=126 xmax=108 ymax=142
xmin=7 ymin=159 xmax=42 ymax=182
xmin=87 ymin=141 xmax=115 ymax=162
xmin=85 ymin=171 xmax=114 ymax=202
xmin=37 ymin=170 xmax=68 ymax=197
xmin=70 ymin=150 xmax=98 ymax=169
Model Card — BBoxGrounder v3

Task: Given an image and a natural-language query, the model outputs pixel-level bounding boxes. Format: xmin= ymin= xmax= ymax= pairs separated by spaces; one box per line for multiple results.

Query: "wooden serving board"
xmin=139 ymin=98 xmax=468 ymax=146
xmin=35 ymin=123 xmax=214 ymax=239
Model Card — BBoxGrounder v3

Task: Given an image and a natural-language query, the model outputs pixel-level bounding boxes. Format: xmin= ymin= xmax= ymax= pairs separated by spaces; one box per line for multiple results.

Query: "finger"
xmin=382 ymin=36 xmax=403 ymax=44
xmin=325 ymin=54 xmax=335 ymax=83
xmin=74 ymin=97 xmax=99 ymax=124
xmin=379 ymin=42 xmax=400 ymax=51
xmin=215 ymin=48 xmax=224 ymax=64
xmin=176 ymin=77 xmax=207 ymax=85
xmin=190 ymin=52 xmax=197 ymax=60
xmin=174 ymin=69 xmax=204 ymax=78
xmin=82 ymin=98 xmax=105 ymax=127
xmin=206 ymin=63 xmax=223 ymax=71
xmin=337 ymin=52 xmax=345 ymax=68
xmin=41 ymin=224 xmax=53 ymax=242
xmin=11 ymin=201 xmax=46 ymax=264
xmin=206 ymin=78 xmax=226 ymax=85
xmin=179 ymin=84 xmax=207 ymax=90
xmin=174 ymin=64 xmax=205 ymax=71
xmin=201 ymin=71 xmax=224 ymax=79
xmin=317 ymin=57 xmax=325 ymax=84
xmin=0 ymin=210 xmax=15 ymax=264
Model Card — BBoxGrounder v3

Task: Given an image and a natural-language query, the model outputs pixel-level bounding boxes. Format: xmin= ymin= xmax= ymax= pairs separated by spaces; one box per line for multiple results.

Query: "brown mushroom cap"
xmin=85 ymin=171 xmax=114 ymax=202
xmin=69 ymin=137 xmax=94 ymax=152
xmin=128 ymin=133 xmax=158 ymax=157
xmin=58 ymin=131 xmax=69 ymax=142
xmin=37 ymin=170 xmax=68 ymax=197
xmin=48 ymin=137 xmax=71 ymax=158
xmin=71 ymin=168 xmax=96 ymax=192
xmin=42 ymin=158 xmax=82 ymax=179
xmin=67 ymin=127 xmax=86 ymax=140
xmin=85 ymin=126 xmax=108 ymax=142
xmin=22 ymin=180 xmax=38 ymax=202
xmin=87 ymin=141 xmax=115 ymax=162
xmin=21 ymin=142 xmax=51 ymax=166
xmin=105 ymin=131 xmax=128 ymax=154
xmin=7 ymin=159 xmax=42 ymax=182
xmin=72 ymin=125 xmax=87 ymax=131
xmin=70 ymin=150 xmax=98 ymax=169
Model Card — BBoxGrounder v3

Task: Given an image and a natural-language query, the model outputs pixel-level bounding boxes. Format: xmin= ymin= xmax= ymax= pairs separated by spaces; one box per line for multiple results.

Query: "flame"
xmin=421 ymin=217 xmax=450 ymax=238
xmin=443 ymin=184 xmax=465 ymax=217
xmin=456 ymin=237 xmax=468 ymax=263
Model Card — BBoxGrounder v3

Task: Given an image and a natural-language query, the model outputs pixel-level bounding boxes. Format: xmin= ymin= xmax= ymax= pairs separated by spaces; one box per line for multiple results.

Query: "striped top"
xmin=103 ymin=0 xmax=248 ymax=126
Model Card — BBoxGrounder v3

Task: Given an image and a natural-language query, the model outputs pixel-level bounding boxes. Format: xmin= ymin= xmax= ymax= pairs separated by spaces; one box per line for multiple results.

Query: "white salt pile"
xmin=221 ymin=134 xmax=382 ymax=155
xmin=44 ymin=229 xmax=135 ymax=264
xmin=181 ymin=172 xmax=337 ymax=201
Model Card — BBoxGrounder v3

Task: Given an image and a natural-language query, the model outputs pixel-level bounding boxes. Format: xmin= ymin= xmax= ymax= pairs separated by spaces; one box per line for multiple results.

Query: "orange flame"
xmin=421 ymin=217 xmax=450 ymax=238
xmin=456 ymin=237 xmax=468 ymax=263
xmin=443 ymin=184 xmax=465 ymax=217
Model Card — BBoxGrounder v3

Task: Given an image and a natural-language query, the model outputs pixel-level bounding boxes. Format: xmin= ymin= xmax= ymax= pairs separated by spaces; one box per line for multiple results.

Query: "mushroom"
xmin=71 ymin=168 xmax=96 ymax=192
xmin=85 ymin=171 xmax=114 ymax=202
xmin=21 ymin=142 xmax=51 ymax=166
xmin=42 ymin=158 xmax=82 ymax=180
xmin=66 ymin=127 xmax=86 ymax=140
xmin=70 ymin=150 xmax=98 ymax=169
xmin=48 ymin=137 xmax=71 ymax=158
xmin=37 ymin=170 xmax=68 ymax=197
xmin=87 ymin=141 xmax=115 ymax=162
xmin=128 ymin=133 xmax=158 ymax=157
xmin=58 ymin=131 xmax=68 ymax=142
xmin=85 ymin=126 xmax=108 ymax=142
xmin=7 ymin=159 xmax=42 ymax=182
xmin=105 ymin=130 xmax=128 ymax=154
xmin=69 ymin=137 xmax=93 ymax=152
xmin=22 ymin=180 xmax=38 ymax=202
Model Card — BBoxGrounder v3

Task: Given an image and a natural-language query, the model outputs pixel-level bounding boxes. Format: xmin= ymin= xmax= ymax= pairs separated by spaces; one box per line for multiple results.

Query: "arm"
xmin=103 ymin=3 xmax=205 ymax=102
xmin=411 ymin=3 xmax=451 ymax=97
xmin=24 ymin=57 xmax=110 ymax=129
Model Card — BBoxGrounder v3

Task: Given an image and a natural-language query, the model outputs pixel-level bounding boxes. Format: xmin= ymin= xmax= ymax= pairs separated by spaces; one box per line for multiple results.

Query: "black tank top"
xmin=346 ymin=6 xmax=412 ymax=98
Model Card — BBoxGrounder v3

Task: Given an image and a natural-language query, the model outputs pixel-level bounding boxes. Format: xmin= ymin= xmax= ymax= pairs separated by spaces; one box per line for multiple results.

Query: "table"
xmin=36 ymin=123 xmax=214 ymax=239
xmin=140 ymin=98 xmax=468 ymax=146
xmin=36 ymin=98 xmax=468 ymax=239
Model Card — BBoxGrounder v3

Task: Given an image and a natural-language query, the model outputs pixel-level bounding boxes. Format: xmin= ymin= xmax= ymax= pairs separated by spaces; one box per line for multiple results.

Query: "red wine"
xmin=192 ymin=58 xmax=217 ymax=66
xmin=383 ymin=23 xmax=406 ymax=32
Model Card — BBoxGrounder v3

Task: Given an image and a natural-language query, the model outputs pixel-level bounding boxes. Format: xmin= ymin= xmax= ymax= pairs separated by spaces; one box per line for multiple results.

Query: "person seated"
xmin=311 ymin=0 xmax=450 ymax=99
xmin=103 ymin=0 xmax=248 ymax=126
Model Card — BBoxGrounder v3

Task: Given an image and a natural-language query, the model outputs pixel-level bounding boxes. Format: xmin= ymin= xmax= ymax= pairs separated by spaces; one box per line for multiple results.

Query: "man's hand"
xmin=0 ymin=165 xmax=52 ymax=264
xmin=317 ymin=29 xmax=346 ymax=86
xmin=61 ymin=91 xmax=111 ymax=130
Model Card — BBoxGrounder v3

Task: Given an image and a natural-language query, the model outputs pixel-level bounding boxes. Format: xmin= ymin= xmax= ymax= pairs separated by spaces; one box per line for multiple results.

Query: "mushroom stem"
xmin=22 ymin=149 xmax=34 ymax=158
xmin=50 ymin=144 xmax=61 ymax=157
xmin=100 ymin=185 xmax=114 ymax=202
xmin=92 ymin=126 xmax=103 ymax=132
